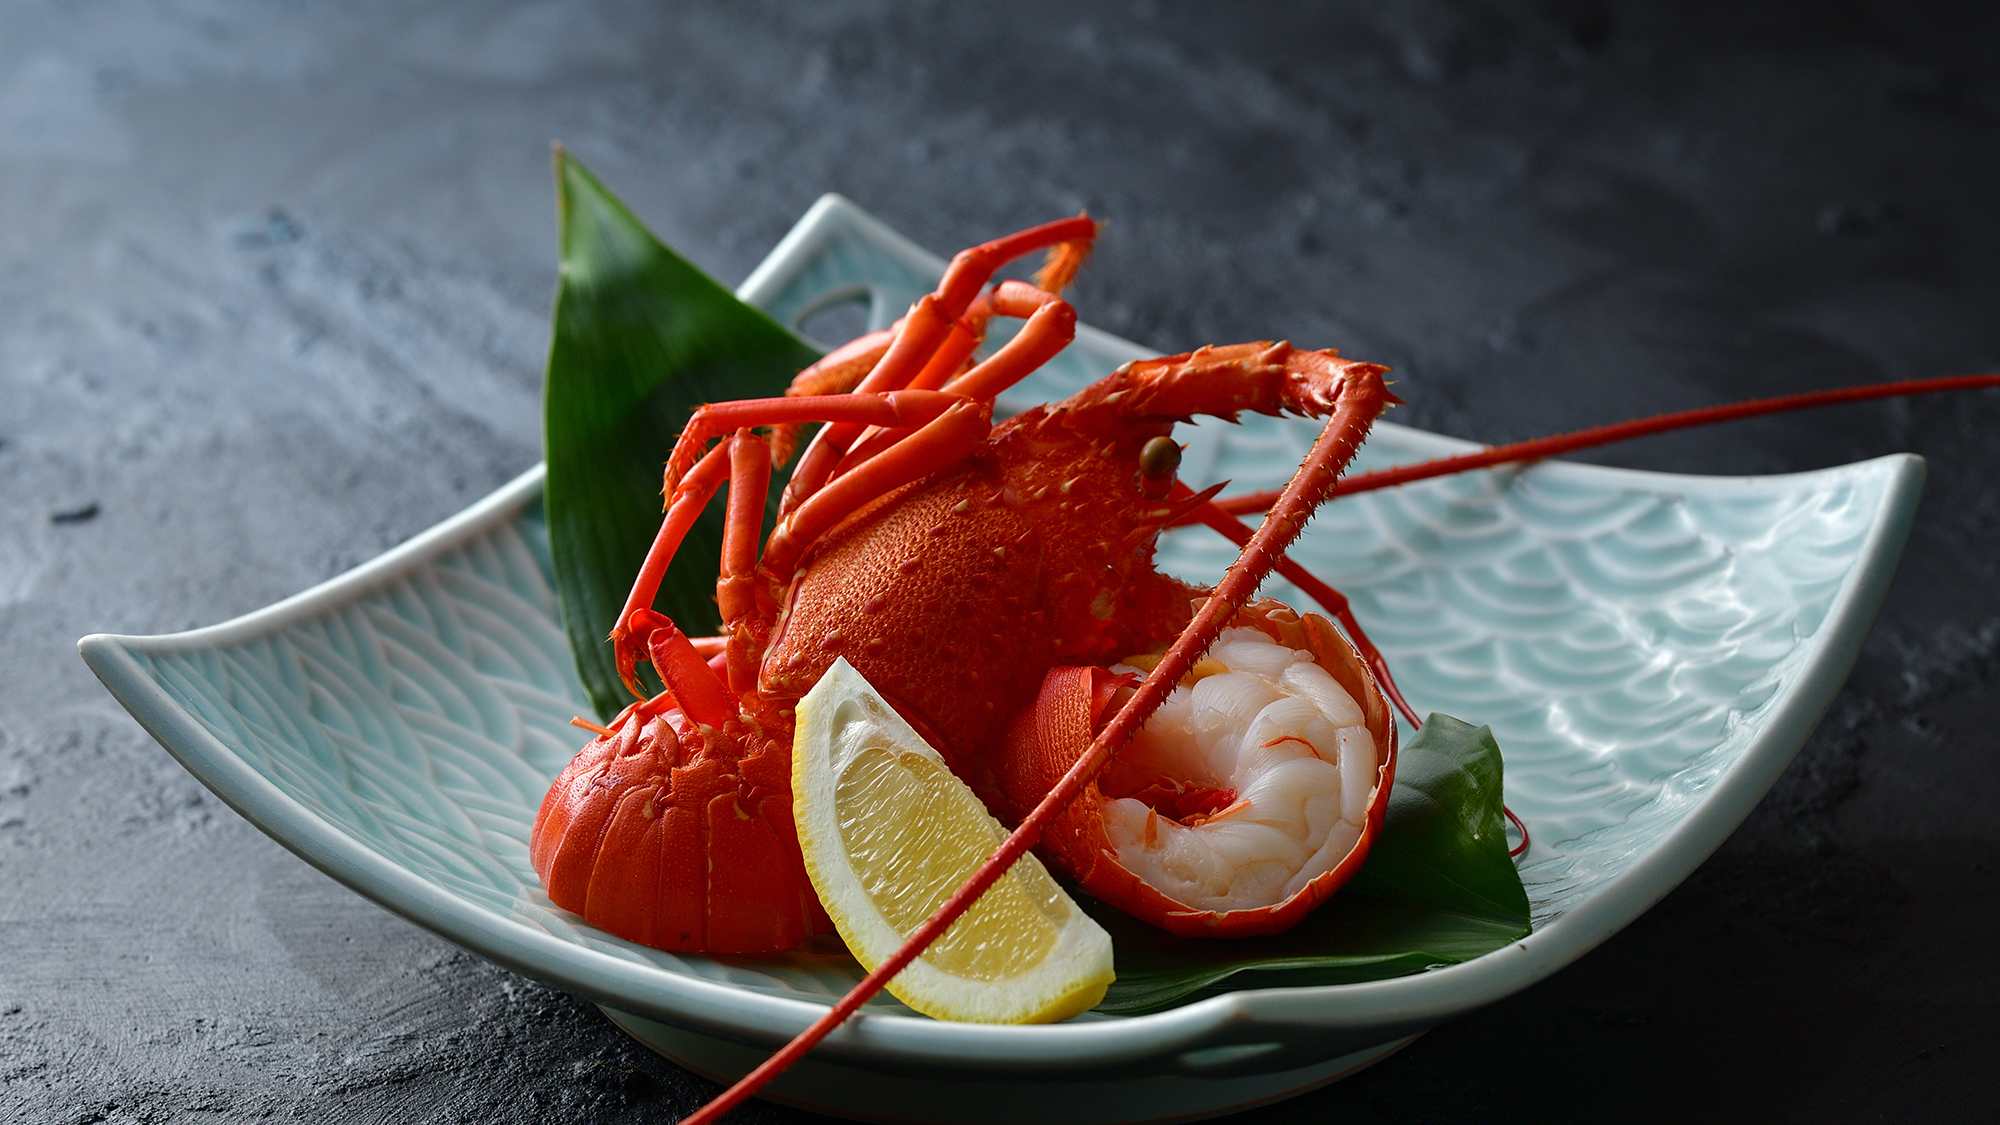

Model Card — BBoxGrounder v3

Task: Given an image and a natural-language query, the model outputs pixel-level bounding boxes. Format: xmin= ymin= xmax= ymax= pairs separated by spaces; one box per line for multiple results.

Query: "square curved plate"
xmin=80 ymin=196 xmax=1924 ymax=1110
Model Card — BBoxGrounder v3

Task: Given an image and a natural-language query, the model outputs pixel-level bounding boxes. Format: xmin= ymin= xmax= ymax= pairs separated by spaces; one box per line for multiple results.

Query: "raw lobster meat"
xmin=999 ymin=600 xmax=1396 ymax=939
xmin=530 ymin=216 xmax=1404 ymax=952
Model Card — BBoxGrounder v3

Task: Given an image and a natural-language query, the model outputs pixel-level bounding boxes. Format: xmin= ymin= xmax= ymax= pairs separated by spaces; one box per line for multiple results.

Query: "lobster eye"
xmin=1139 ymin=436 xmax=1181 ymax=480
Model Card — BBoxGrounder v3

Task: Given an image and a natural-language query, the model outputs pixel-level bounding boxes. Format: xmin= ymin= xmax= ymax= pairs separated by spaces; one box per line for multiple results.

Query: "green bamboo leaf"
xmin=1092 ymin=713 xmax=1530 ymax=1014
xmin=1344 ymin=713 xmax=1531 ymax=920
xmin=542 ymin=149 xmax=822 ymax=719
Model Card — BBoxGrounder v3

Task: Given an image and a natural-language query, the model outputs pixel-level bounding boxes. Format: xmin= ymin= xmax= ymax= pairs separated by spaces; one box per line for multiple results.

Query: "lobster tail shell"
xmin=999 ymin=598 xmax=1399 ymax=939
xmin=529 ymin=713 xmax=831 ymax=954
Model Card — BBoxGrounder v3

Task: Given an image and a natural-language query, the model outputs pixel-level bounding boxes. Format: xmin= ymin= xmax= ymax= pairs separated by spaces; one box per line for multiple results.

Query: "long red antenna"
xmin=1209 ymin=373 xmax=2000 ymax=518
xmin=679 ymin=366 xmax=1998 ymax=1120
xmin=677 ymin=362 xmax=1390 ymax=1125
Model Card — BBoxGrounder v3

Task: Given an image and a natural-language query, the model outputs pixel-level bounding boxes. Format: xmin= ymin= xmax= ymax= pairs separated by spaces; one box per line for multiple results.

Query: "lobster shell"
xmin=996 ymin=598 xmax=1400 ymax=939
xmin=530 ymin=710 xmax=830 ymax=953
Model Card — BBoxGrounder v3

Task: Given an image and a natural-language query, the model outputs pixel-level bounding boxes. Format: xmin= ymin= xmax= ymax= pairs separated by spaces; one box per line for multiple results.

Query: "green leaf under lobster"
xmin=543 ymin=148 xmax=822 ymax=719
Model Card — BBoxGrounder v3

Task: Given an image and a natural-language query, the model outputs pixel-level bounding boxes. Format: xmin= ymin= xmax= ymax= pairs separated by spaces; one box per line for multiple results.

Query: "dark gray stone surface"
xmin=3 ymin=2 xmax=1996 ymax=1121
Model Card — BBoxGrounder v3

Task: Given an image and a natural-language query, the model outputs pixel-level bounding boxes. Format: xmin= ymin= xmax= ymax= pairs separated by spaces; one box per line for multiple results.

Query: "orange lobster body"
xmin=760 ymin=381 xmax=1211 ymax=806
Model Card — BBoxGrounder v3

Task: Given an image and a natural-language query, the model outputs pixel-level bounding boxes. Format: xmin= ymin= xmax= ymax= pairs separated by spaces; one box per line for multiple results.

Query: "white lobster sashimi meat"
xmin=1099 ymin=628 xmax=1380 ymax=914
xmin=997 ymin=600 xmax=1399 ymax=939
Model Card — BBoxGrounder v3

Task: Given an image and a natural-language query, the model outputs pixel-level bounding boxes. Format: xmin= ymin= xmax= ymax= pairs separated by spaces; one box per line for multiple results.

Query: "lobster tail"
xmin=530 ymin=713 xmax=830 ymax=954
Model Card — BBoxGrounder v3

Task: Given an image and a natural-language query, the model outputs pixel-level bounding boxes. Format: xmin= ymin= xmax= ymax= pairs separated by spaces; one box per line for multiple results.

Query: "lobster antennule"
xmin=1066 ymin=341 xmax=1390 ymax=427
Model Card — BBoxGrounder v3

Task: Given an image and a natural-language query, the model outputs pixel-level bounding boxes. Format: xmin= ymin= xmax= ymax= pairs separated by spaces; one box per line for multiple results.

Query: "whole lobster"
xmin=530 ymin=213 xmax=2000 ymax=960
xmin=529 ymin=216 xmax=1409 ymax=952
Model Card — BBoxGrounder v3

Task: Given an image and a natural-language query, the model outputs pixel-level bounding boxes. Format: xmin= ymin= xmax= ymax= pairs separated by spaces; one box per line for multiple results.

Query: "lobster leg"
xmin=758 ymin=399 xmax=994 ymax=583
xmin=772 ymin=283 xmax=1016 ymax=471
xmin=621 ymin=394 xmax=1000 ymax=699
xmin=663 ymin=390 xmax=967 ymax=495
xmin=817 ymin=261 xmax=1091 ymax=408
xmin=784 ymin=330 xmax=894 ymax=397
xmin=631 ymin=611 xmax=734 ymax=728
xmin=719 ymin=430 xmax=774 ymax=694
xmin=769 ymin=331 xmax=896 ymax=466
xmin=783 ymin=218 xmax=1097 ymax=509
xmin=901 ymin=294 xmax=989 ymax=392
xmin=610 ymin=443 xmax=735 ymax=698
xmin=617 ymin=430 xmax=762 ymax=726
xmin=879 ymin=215 xmax=1096 ymax=394
xmin=616 ymin=422 xmax=832 ymax=703
xmin=936 ymin=281 xmax=1078 ymax=402
xmin=827 ymin=282 xmax=1078 ymax=482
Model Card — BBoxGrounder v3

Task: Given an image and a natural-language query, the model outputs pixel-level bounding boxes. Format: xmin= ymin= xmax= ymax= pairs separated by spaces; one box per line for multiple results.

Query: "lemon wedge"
xmin=792 ymin=658 xmax=1113 ymax=1023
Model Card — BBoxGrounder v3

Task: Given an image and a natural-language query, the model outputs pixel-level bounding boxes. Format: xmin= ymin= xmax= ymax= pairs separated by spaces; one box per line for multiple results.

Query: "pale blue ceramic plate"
xmin=81 ymin=197 xmax=1925 ymax=1124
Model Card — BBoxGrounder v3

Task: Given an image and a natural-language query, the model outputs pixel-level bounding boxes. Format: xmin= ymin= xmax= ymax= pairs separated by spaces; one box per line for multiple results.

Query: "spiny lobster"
xmin=530 ymin=215 xmax=1404 ymax=951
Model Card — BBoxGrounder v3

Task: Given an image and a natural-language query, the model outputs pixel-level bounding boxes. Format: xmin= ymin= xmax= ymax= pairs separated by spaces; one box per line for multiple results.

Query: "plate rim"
xmin=77 ymin=191 xmax=1930 ymax=1074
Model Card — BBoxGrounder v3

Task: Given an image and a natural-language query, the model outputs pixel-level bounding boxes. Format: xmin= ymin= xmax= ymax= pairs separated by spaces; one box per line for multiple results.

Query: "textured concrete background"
xmin=3 ymin=1 xmax=1997 ymax=1121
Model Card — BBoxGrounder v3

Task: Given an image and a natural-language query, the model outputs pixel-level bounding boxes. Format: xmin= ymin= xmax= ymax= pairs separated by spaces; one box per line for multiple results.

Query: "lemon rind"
xmin=793 ymin=658 xmax=1114 ymax=1024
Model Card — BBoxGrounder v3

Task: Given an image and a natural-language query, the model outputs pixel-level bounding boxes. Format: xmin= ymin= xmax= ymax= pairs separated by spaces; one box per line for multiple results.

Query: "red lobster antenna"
xmin=677 ymin=359 xmax=1393 ymax=1125
xmin=1205 ymin=373 xmax=2000 ymax=518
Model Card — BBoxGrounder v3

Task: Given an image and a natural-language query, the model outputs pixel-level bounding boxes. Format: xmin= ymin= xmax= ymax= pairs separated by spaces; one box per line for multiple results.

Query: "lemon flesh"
xmin=793 ymin=658 xmax=1113 ymax=1023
